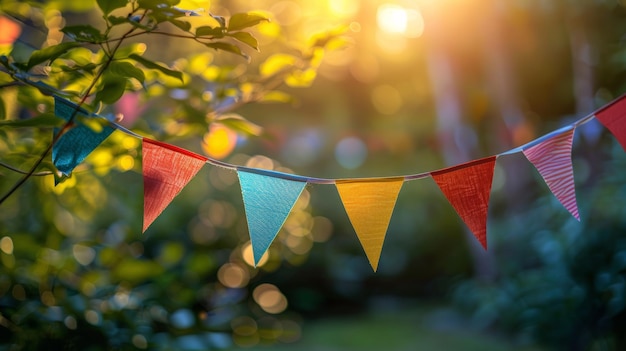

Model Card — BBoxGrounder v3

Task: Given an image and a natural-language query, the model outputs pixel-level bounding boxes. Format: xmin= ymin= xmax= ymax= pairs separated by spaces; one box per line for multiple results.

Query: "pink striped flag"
xmin=522 ymin=128 xmax=579 ymax=220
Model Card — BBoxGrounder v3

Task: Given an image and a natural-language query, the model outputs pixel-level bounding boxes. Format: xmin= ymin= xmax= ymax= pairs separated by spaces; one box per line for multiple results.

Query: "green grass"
xmin=230 ymin=304 xmax=547 ymax=351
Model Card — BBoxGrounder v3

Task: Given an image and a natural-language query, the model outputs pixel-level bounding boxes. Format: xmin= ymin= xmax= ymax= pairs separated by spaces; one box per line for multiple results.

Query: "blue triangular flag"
xmin=237 ymin=170 xmax=307 ymax=266
xmin=52 ymin=96 xmax=114 ymax=179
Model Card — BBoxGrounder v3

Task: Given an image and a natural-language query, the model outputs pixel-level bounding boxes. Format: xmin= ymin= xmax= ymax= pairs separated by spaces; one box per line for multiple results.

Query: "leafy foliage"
xmin=0 ymin=0 xmax=346 ymax=349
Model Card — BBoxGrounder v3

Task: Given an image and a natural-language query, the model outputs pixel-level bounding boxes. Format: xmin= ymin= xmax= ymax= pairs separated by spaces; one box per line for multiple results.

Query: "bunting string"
xmin=60 ymin=94 xmax=613 ymax=184
xmin=3 ymin=93 xmax=626 ymax=271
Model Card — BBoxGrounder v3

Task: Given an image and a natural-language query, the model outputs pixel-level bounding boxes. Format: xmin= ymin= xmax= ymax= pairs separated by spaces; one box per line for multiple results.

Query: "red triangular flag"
xmin=142 ymin=139 xmax=207 ymax=232
xmin=523 ymin=129 xmax=579 ymax=220
xmin=431 ymin=156 xmax=496 ymax=249
xmin=596 ymin=95 xmax=626 ymax=151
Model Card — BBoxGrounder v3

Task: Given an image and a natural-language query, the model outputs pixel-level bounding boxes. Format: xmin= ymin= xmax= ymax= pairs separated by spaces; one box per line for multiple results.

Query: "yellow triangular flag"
xmin=335 ymin=178 xmax=404 ymax=272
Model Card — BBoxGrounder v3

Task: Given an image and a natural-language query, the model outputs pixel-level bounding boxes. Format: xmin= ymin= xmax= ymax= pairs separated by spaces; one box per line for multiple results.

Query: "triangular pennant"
xmin=238 ymin=170 xmax=307 ymax=266
xmin=431 ymin=156 xmax=496 ymax=249
xmin=335 ymin=178 xmax=404 ymax=272
xmin=523 ymin=128 xmax=579 ymax=220
xmin=142 ymin=139 xmax=207 ymax=232
xmin=52 ymin=96 xmax=115 ymax=178
xmin=595 ymin=95 xmax=626 ymax=151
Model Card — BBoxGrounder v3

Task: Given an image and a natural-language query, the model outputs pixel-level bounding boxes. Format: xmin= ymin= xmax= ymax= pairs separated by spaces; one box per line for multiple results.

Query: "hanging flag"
xmin=523 ymin=128 xmax=579 ymax=220
xmin=596 ymin=95 xmax=626 ymax=151
xmin=142 ymin=139 xmax=207 ymax=232
xmin=52 ymin=96 xmax=114 ymax=178
xmin=238 ymin=170 xmax=307 ymax=266
xmin=335 ymin=178 xmax=404 ymax=272
xmin=431 ymin=157 xmax=496 ymax=249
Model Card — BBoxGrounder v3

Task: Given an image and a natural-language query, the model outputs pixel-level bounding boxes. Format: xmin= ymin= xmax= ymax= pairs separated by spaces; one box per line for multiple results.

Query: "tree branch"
xmin=0 ymin=15 xmax=145 ymax=205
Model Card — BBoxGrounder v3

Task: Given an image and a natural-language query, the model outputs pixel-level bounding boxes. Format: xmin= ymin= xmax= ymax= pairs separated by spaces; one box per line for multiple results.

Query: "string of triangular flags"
xmin=49 ymin=94 xmax=626 ymax=271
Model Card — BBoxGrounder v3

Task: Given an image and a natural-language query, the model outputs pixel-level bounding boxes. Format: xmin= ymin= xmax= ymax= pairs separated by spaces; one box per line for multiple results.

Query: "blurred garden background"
xmin=1 ymin=0 xmax=626 ymax=350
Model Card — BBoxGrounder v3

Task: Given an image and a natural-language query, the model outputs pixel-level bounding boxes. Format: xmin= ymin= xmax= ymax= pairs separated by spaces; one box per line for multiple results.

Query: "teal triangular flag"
xmin=237 ymin=170 xmax=307 ymax=266
xmin=52 ymin=96 xmax=114 ymax=179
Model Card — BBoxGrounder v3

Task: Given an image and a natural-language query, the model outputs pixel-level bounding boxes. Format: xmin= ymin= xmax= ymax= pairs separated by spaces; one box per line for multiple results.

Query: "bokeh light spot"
xmin=12 ymin=285 xmax=25 ymax=300
xmin=202 ymin=124 xmax=237 ymax=159
xmin=404 ymin=9 xmax=425 ymax=38
xmin=64 ymin=316 xmax=77 ymax=330
xmin=253 ymin=284 xmax=288 ymax=314
xmin=41 ymin=291 xmax=55 ymax=306
xmin=246 ymin=155 xmax=274 ymax=170
xmin=73 ymin=244 xmax=96 ymax=266
xmin=311 ymin=216 xmax=333 ymax=242
xmin=117 ymin=155 xmax=135 ymax=171
xmin=242 ymin=242 xmax=269 ymax=267
xmin=85 ymin=310 xmax=100 ymax=325
xmin=218 ymin=263 xmax=249 ymax=288
xmin=170 ymin=309 xmax=194 ymax=329
xmin=0 ymin=237 xmax=14 ymax=255
xmin=0 ymin=16 xmax=22 ymax=46
xmin=132 ymin=334 xmax=148 ymax=349
xmin=335 ymin=137 xmax=367 ymax=169
xmin=231 ymin=316 xmax=257 ymax=337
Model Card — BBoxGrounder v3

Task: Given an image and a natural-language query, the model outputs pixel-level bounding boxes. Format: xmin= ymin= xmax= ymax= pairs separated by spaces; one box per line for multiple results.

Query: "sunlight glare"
xmin=328 ymin=0 xmax=360 ymax=18
xmin=377 ymin=4 xmax=407 ymax=34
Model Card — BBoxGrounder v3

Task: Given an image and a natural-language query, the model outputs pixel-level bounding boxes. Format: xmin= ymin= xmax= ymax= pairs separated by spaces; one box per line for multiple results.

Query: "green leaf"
xmin=107 ymin=15 xmax=128 ymax=25
xmin=228 ymin=12 xmax=268 ymax=32
xmin=109 ymin=61 xmax=145 ymax=83
xmin=96 ymin=0 xmax=128 ymax=15
xmin=150 ymin=7 xmax=189 ymax=24
xmin=60 ymin=62 xmax=98 ymax=73
xmin=204 ymin=42 xmax=248 ymax=60
xmin=169 ymin=19 xmax=191 ymax=32
xmin=114 ymin=43 xmax=147 ymax=59
xmin=210 ymin=13 xmax=226 ymax=28
xmin=127 ymin=17 xmax=155 ymax=31
xmin=26 ymin=42 xmax=82 ymax=70
xmin=259 ymin=53 xmax=297 ymax=77
xmin=228 ymin=31 xmax=259 ymax=51
xmin=196 ymin=26 xmax=225 ymax=38
xmin=0 ymin=55 xmax=10 ymax=69
xmin=137 ymin=0 xmax=180 ymax=10
xmin=285 ymin=68 xmax=317 ymax=87
xmin=61 ymin=25 xmax=106 ymax=43
xmin=0 ymin=113 xmax=65 ymax=128
xmin=128 ymin=54 xmax=183 ymax=81
xmin=28 ymin=80 xmax=76 ymax=98
xmin=215 ymin=114 xmax=262 ymax=136
xmin=309 ymin=26 xmax=349 ymax=48
xmin=64 ymin=47 xmax=97 ymax=66
xmin=259 ymin=90 xmax=293 ymax=104
xmin=94 ymin=77 xmax=127 ymax=105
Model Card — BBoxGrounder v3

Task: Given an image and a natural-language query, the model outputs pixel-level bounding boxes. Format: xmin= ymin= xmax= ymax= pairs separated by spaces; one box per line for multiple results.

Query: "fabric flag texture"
xmin=335 ymin=178 xmax=404 ymax=272
xmin=431 ymin=157 xmax=497 ymax=249
xmin=596 ymin=95 xmax=626 ymax=151
xmin=238 ymin=170 xmax=307 ymax=266
xmin=52 ymin=96 xmax=114 ymax=177
xmin=142 ymin=139 xmax=207 ymax=232
xmin=523 ymin=128 xmax=580 ymax=220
